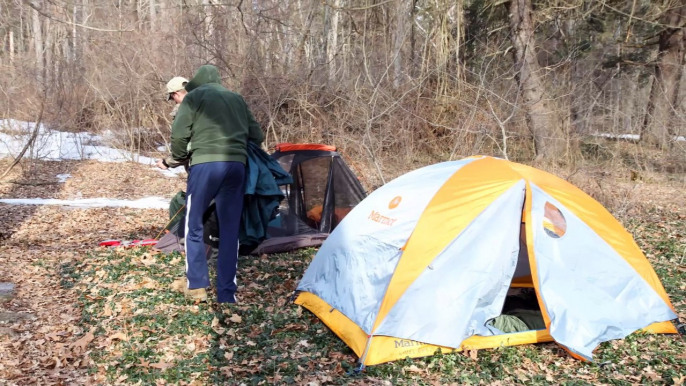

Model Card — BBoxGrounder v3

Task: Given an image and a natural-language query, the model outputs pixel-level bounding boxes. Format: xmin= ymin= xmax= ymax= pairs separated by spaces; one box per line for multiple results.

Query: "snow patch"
xmin=592 ymin=133 xmax=640 ymax=141
xmin=56 ymin=174 xmax=71 ymax=183
xmin=0 ymin=196 xmax=169 ymax=209
xmin=0 ymin=119 xmax=184 ymax=177
xmin=592 ymin=132 xmax=685 ymax=142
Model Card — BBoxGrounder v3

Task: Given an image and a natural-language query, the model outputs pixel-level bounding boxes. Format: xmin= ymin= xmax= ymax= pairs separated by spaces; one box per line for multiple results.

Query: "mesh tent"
xmin=251 ymin=143 xmax=367 ymax=254
xmin=155 ymin=143 xmax=367 ymax=256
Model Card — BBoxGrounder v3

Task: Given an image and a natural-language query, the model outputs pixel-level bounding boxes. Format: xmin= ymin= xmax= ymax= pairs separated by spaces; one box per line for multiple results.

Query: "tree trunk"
xmin=32 ymin=1 xmax=44 ymax=78
xmin=641 ymin=5 xmax=685 ymax=148
xmin=19 ymin=5 xmax=26 ymax=55
xmin=44 ymin=17 xmax=51 ymax=83
xmin=450 ymin=0 xmax=465 ymax=87
xmin=508 ymin=0 xmax=561 ymax=160
xmin=392 ymin=0 xmax=413 ymax=88
xmin=150 ymin=0 xmax=156 ymax=30
xmin=9 ymin=30 xmax=14 ymax=64
xmin=409 ymin=0 xmax=417 ymax=78
xmin=202 ymin=0 xmax=214 ymax=61
xmin=326 ymin=0 xmax=341 ymax=81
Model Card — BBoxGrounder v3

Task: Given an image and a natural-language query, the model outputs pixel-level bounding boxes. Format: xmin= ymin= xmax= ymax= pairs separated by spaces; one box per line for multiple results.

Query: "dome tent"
xmin=292 ymin=155 xmax=679 ymax=367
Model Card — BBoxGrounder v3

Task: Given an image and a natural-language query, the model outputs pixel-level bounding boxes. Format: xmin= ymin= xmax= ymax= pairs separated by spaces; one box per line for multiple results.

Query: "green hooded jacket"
xmin=170 ymin=65 xmax=264 ymax=166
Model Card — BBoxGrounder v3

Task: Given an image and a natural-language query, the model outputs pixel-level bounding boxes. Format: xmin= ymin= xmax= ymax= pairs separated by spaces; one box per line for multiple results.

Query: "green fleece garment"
xmin=170 ymin=65 xmax=264 ymax=166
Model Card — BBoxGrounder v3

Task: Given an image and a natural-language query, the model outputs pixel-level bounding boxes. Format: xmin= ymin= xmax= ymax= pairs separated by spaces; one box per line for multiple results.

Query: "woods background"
xmin=1 ymin=0 xmax=685 ymax=185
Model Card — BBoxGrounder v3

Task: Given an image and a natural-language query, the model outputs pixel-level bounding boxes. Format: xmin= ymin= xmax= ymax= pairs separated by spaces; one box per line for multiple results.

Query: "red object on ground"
xmin=99 ymin=239 xmax=159 ymax=248
xmin=274 ymin=143 xmax=336 ymax=152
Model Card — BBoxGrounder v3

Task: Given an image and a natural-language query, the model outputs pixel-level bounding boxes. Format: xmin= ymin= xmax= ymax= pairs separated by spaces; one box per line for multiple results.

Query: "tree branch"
xmin=23 ymin=0 xmax=135 ymax=32
xmin=0 ymin=93 xmax=47 ymax=180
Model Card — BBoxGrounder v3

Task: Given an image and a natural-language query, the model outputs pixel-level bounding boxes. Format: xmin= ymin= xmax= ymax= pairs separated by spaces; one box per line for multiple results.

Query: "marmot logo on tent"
xmin=389 ymin=196 xmax=402 ymax=209
xmin=394 ymin=339 xmax=422 ymax=349
xmin=368 ymin=210 xmax=398 ymax=226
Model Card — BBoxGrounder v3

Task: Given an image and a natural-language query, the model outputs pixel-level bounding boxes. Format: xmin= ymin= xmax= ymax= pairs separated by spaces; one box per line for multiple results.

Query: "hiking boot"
xmin=184 ymin=287 xmax=208 ymax=302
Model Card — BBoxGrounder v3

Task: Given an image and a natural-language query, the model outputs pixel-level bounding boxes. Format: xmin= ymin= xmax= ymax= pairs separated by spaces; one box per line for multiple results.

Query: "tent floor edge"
xmin=641 ymin=320 xmax=679 ymax=335
xmin=293 ymin=292 xmax=368 ymax=359
xmin=362 ymin=330 xmax=554 ymax=366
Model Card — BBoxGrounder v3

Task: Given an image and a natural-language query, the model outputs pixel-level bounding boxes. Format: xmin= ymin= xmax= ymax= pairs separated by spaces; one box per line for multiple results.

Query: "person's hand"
xmin=156 ymin=159 xmax=168 ymax=170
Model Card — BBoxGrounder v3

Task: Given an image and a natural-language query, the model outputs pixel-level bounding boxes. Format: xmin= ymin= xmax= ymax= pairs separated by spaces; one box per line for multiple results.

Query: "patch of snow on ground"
xmin=592 ymin=132 xmax=685 ymax=142
xmin=0 ymin=119 xmax=184 ymax=177
xmin=56 ymin=174 xmax=71 ymax=183
xmin=0 ymin=196 xmax=169 ymax=209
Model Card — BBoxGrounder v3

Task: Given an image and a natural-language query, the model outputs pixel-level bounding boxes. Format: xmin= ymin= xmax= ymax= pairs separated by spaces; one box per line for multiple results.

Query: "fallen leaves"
xmin=102 ymin=303 xmax=113 ymax=317
xmin=138 ymin=252 xmax=158 ymax=266
xmin=70 ymin=328 xmax=96 ymax=354
xmin=2 ymin=163 xmax=681 ymax=386
xmin=404 ymin=364 xmax=424 ymax=375
xmin=170 ymin=277 xmax=185 ymax=292
xmin=0 ymin=159 xmax=185 ymax=384
xmin=108 ymin=332 xmax=129 ymax=342
xmin=149 ymin=362 xmax=173 ymax=370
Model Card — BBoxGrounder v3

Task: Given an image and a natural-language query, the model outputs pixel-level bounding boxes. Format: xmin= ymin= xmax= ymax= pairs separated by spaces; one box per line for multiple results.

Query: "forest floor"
xmin=0 ymin=157 xmax=684 ymax=386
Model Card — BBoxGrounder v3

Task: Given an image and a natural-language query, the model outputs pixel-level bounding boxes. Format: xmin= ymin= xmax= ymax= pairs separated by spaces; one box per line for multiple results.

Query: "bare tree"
xmin=507 ymin=0 xmax=562 ymax=160
xmin=641 ymin=4 xmax=685 ymax=148
xmin=392 ymin=0 xmax=413 ymax=88
xmin=32 ymin=0 xmax=43 ymax=77
xmin=326 ymin=0 xmax=342 ymax=81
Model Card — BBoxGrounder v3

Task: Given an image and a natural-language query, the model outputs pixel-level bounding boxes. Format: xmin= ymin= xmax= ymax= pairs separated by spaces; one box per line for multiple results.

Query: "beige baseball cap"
xmin=165 ymin=76 xmax=188 ymax=100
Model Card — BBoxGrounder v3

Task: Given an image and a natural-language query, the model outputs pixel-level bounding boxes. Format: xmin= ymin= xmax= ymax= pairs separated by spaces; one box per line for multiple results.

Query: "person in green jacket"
xmin=157 ymin=65 xmax=264 ymax=303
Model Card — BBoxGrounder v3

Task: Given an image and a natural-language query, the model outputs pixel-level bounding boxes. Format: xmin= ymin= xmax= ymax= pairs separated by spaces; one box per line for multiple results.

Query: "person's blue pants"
xmin=184 ymin=161 xmax=245 ymax=303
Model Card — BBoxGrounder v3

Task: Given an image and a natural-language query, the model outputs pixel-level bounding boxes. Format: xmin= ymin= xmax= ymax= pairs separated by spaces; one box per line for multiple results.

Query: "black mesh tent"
xmin=154 ymin=143 xmax=367 ymax=256
xmin=251 ymin=143 xmax=367 ymax=254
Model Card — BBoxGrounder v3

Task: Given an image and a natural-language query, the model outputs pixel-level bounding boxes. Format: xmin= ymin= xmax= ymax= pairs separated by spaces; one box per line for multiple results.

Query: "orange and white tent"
xmin=293 ymin=156 xmax=678 ymax=366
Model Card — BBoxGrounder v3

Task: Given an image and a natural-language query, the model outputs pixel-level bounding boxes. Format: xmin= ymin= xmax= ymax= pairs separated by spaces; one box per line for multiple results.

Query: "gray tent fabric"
xmin=153 ymin=222 xmax=185 ymax=253
xmin=250 ymin=234 xmax=330 ymax=255
xmin=373 ymin=181 xmax=526 ymax=345
xmin=153 ymin=222 xmax=219 ymax=262
xmin=528 ymin=182 xmax=677 ymax=360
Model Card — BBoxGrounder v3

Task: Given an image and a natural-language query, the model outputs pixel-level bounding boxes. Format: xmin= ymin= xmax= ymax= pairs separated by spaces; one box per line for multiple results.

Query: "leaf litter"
xmin=0 ymin=158 xmax=684 ymax=385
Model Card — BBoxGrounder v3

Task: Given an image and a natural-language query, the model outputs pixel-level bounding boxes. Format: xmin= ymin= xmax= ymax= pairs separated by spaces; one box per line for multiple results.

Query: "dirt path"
xmin=0 ymin=159 xmax=181 ymax=385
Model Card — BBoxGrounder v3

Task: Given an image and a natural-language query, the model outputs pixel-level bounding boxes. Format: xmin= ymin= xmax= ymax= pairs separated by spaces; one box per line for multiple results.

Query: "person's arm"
xmin=159 ymin=157 xmax=187 ymax=169
xmin=170 ymin=99 xmax=194 ymax=162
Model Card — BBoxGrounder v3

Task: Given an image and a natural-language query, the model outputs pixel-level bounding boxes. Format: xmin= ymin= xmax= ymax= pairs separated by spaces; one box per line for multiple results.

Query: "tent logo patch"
xmin=389 ymin=196 xmax=402 ymax=209
xmin=394 ymin=339 xmax=422 ymax=349
xmin=543 ymin=202 xmax=567 ymax=238
xmin=368 ymin=210 xmax=398 ymax=226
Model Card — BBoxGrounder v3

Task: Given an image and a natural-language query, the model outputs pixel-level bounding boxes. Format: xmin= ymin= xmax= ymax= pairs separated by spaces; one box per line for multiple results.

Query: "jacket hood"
xmin=185 ymin=65 xmax=221 ymax=92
